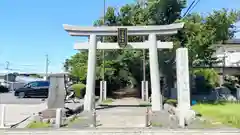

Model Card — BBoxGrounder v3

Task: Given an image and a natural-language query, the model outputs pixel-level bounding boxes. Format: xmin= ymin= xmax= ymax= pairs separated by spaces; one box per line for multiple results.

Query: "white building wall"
xmin=214 ymin=45 xmax=240 ymax=67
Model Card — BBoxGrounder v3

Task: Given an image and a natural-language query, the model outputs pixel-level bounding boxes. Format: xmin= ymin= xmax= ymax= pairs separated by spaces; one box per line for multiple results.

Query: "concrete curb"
xmin=2 ymin=128 xmax=240 ymax=135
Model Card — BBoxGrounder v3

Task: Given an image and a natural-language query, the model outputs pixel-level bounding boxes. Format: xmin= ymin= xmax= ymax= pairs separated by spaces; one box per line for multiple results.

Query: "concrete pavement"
xmin=0 ymin=90 xmax=85 ymax=128
xmin=0 ymin=103 xmax=47 ymax=126
xmin=0 ymin=92 xmax=47 ymax=127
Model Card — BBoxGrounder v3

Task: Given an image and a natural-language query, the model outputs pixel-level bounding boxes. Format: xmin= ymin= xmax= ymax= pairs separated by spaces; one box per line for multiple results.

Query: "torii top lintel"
xmin=63 ymin=23 xmax=184 ymax=37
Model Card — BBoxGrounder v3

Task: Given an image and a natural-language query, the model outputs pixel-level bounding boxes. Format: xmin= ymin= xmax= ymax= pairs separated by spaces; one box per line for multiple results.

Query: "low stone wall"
xmin=2 ymin=129 xmax=240 ymax=135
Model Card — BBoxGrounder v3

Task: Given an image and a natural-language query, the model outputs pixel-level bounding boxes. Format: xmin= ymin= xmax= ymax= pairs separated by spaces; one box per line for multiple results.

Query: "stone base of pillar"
xmin=149 ymin=111 xmax=178 ymax=128
xmin=80 ymin=110 xmax=97 ymax=127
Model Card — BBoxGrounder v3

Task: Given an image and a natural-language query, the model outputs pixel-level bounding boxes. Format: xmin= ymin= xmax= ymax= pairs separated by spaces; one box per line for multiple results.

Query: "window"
xmin=28 ymin=82 xmax=38 ymax=87
xmin=38 ymin=81 xmax=50 ymax=87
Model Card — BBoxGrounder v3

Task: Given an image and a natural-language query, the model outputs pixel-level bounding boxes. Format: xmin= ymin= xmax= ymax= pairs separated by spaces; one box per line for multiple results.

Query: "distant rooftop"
xmin=223 ymin=39 xmax=240 ymax=44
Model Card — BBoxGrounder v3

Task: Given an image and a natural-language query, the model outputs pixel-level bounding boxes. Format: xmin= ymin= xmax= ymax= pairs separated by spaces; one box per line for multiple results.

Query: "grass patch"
xmin=139 ymin=102 xmax=151 ymax=107
xmin=192 ymin=103 xmax=240 ymax=128
xmin=27 ymin=121 xmax=50 ymax=128
xmin=101 ymin=98 xmax=114 ymax=104
xmin=151 ymin=122 xmax=163 ymax=127
xmin=199 ymin=119 xmax=222 ymax=128
xmin=69 ymin=115 xmax=82 ymax=123
xmin=65 ymin=116 xmax=83 ymax=127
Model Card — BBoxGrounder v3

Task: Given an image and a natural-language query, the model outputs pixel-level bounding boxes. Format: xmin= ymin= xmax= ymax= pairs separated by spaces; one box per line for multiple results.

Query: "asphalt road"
xmin=0 ymin=92 xmax=44 ymax=104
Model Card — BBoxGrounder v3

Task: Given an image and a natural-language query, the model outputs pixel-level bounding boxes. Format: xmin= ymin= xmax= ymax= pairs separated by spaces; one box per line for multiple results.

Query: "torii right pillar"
xmin=149 ymin=33 xmax=162 ymax=111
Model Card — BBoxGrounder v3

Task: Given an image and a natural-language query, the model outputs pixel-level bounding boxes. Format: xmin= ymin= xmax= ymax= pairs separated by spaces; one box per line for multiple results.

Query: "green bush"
xmin=71 ymin=83 xmax=86 ymax=98
xmin=193 ymin=68 xmax=219 ymax=94
xmin=194 ymin=68 xmax=219 ymax=88
xmin=164 ymin=99 xmax=178 ymax=107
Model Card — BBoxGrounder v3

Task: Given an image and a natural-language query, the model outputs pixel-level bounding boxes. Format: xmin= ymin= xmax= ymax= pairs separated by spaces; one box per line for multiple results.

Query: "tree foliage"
xmin=64 ymin=0 xmax=240 ymax=94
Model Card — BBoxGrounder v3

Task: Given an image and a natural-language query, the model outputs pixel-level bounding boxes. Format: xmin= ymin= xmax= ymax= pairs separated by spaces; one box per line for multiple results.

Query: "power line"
xmin=165 ymin=0 xmax=201 ymax=64
xmin=183 ymin=0 xmax=200 ymax=17
xmin=187 ymin=0 xmax=200 ymax=15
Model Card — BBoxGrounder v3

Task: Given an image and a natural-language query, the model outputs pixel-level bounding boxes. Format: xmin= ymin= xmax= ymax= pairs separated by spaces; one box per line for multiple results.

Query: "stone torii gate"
xmin=63 ymin=23 xmax=185 ymax=113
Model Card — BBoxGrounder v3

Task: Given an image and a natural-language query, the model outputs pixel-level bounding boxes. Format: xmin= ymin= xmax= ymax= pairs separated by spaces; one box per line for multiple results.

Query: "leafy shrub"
xmin=0 ymin=86 xmax=9 ymax=93
xmin=71 ymin=83 xmax=86 ymax=98
xmin=164 ymin=99 xmax=178 ymax=107
xmin=193 ymin=69 xmax=219 ymax=94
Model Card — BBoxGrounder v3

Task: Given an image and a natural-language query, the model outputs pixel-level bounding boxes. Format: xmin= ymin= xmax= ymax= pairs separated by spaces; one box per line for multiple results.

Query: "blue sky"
xmin=0 ymin=0 xmax=239 ymax=73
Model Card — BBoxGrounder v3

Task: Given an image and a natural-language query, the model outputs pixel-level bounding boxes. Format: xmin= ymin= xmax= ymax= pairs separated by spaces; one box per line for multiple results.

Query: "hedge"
xmin=164 ymin=99 xmax=178 ymax=107
xmin=71 ymin=83 xmax=86 ymax=98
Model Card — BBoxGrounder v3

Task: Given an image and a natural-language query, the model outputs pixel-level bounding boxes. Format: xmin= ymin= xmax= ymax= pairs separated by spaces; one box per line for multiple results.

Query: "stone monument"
xmin=47 ymin=73 xmax=66 ymax=109
xmin=176 ymin=47 xmax=191 ymax=127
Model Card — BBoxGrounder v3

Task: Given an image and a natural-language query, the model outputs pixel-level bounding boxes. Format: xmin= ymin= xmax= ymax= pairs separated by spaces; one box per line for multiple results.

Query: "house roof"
xmin=223 ymin=39 xmax=240 ymax=44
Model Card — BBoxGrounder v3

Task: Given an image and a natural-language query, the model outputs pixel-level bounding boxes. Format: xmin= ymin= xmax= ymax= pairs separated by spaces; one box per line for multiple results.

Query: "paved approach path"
xmin=97 ymin=98 xmax=147 ymax=128
xmin=2 ymin=129 xmax=240 ymax=135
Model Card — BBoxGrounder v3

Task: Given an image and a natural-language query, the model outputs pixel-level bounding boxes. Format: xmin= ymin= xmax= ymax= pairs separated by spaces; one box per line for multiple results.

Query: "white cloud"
xmin=236 ymin=32 xmax=240 ymax=38
xmin=235 ymin=21 xmax=240 ymax=38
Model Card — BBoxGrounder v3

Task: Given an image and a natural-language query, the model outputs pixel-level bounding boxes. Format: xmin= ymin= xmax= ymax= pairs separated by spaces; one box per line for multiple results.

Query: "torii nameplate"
xmin=118 ymin=28 xmax=128 ymax=48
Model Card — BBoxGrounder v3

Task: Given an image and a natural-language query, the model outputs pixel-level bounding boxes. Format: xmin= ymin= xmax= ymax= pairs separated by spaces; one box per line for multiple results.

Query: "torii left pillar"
xmin=84 ymin=34 xmax=97 ymax=111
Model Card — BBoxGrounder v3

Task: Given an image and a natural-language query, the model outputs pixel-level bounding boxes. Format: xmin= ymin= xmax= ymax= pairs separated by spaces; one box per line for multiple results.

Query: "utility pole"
xmin=139 ymin=0 xmax=147 ymax=81
xmin=101 ymin=0 xmax=106 ymax=81
xmin=100 ymin=0 xmax=107 ymax=102
xmin=45 ymin=54 xmax=49 ymax=80
xmin=5 ymin=61 xmax=10 ymax=89
xmin=5 ymin=61 xmax=10 ymax=71
xmin=139 ymin=0 xmax=149 ymax=101
xmin=222 ymin=49 xmax=227 ymax=86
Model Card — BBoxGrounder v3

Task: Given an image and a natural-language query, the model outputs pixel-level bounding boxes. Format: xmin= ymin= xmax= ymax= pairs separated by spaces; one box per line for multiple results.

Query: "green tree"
xmin=64 ymin=0 xmax=240 ymax=96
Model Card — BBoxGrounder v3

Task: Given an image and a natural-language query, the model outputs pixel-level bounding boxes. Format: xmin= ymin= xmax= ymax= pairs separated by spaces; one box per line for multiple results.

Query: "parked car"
xmin=14 ymin=81 xmax=50 ymax=98
xmin=0 ymin=85 xmax=9 ymax=93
